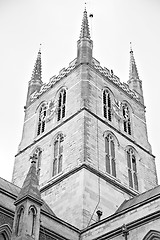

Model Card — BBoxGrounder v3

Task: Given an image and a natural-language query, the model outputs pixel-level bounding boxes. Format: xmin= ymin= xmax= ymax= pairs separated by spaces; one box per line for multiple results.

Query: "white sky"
xmin=0 ymin=0 xmax=160 ymax=183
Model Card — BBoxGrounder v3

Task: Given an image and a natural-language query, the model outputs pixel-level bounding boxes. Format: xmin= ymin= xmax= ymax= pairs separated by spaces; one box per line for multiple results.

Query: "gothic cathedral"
xmin=0 ymin=7 xmax=160 ymax=240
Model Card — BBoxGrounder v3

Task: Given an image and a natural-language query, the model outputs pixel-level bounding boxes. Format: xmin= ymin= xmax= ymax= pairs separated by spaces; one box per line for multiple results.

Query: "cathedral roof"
xmin=0 ymin=176 xmax=55 ymax=216
xmin=116 ymin=185 xmax=160 ymax=213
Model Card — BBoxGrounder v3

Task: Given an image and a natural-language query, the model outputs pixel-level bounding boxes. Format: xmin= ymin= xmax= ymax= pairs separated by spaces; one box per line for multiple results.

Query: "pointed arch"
xmin=28 ymin=205 xmax=37 ymax=236
xmin=103 ymin=131 xmax=120 ymax=147
xmin=16 ymin=205 xmax=24 ymax=236
xmin=104 ymin=132 xmax=117 ymax=177
xmin=52 ymin=132 xmax=64 ymax=177
xmin=126 ymin=147 xmax=138 ymax=191
xmin=102 ymin=88 xmax=112 ymax=121
xmin=37 ymin=102 xmax=48 ymax=136
xmin=143 ymin=230 xmax=160 ymax=240
xmin=0 ymin=224 xmax=12 ymax=240
xmin=57 ymin=88 xmax=67 ymax=121
xmin=122 ymin=102 xmax=132 ymax=135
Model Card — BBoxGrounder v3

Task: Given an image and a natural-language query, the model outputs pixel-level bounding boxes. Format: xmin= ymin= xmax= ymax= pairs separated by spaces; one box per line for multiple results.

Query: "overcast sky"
xmin=0 ymin=0 xmax=160 ymax=184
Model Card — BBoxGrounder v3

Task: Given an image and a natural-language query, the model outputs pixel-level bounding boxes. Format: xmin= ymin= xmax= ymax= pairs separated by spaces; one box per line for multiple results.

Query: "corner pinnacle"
xmin=79 ymin=6 xmax=91 ymax=40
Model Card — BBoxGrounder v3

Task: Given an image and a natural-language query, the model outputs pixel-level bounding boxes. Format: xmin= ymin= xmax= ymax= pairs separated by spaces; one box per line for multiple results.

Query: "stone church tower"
xmin=12 ymin=8 xmax=158 ymax=230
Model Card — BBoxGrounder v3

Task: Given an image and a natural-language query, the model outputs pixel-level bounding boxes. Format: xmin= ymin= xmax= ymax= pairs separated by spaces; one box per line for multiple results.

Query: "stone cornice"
xmin=40 ymin=226 xmax=69 ymax=240
xmin=0 ymin=205 xmax=14 ymax=218
xmin=14 ymin=194 xmax=43 ymax=206
xmin=28 ymin=60 xmax=144 ymax=108
xmin=81 ymin=210 xmax=160 ymax=240
xmin=40 ymin=163 xmax=137 ymax=197
xmin=16 ymin=107 xmax=154 ymax=158
xmin=40 ymin=210 xmax=80 ymax=234
xmin=0 ymin=187 xmax=18 ymax=200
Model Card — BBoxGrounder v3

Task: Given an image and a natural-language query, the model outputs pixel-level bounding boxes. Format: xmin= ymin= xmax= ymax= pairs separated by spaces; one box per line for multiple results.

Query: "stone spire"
xmin=15 ymin=155 xmax=42 ymax=205
xmin=127 ymin=43 xmax=144 ymax=104
xmin=129 ymin=43 xmax=139 ymax=81
xmin=12 ymin=155 xmax=42 ymax=240
xmin=77 ymin=6 xmax=93 ymax=64
xmin=26 ymin=46 xmax=43 ymax=107
xmin=31 ymin=46 xmax=42 ymax=83
xmin=79 ymin=6 xmax=91 ymax=40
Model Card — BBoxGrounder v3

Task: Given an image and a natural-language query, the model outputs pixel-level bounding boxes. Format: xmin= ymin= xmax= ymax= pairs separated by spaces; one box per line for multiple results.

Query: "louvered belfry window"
xmin=53 ymin=134 xmax=63 ymax=177
xmin=127 ymin=148 xmax=138 ymax=190
xmin=103 ymin=89 xmax=112 ymax=121
xmin=122 ymin=104 xmax=131 ymax=135
xmin=105 ymin=134 xmax=116 ymax=177
xmin=37 ymin=103 xmax=47 ymax=136
xmin=57 ymin=89 xmax=66 ymax=121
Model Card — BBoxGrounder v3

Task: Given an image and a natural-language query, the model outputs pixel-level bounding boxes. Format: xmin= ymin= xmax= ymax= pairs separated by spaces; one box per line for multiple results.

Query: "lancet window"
xmin=103 ymin=89 xmax=112 ymax=121
xmin=105 ymin=134 xmax=116 ymax=177
xmin=127 ymin=148 xmax=138 ymax=190
xmin=122 ymin=103 xmax=131 ymax=135
xmin=28 ymin=206 xmax=36 ymax=236
xmin=16 ymin=206 xmax=24 ymax=236
xmin=52 ymin=134 xmax=64 ymax=177
xmin=57 ymin=89 xmax=66 ymax=121
xmin=37 ymin=103 xmax=47 ymax=136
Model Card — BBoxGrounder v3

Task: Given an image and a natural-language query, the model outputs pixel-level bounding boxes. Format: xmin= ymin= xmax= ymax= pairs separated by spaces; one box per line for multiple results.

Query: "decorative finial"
xmin=38 ymin=43 xmax=42 ymax=54
xmin=130 ymin=42 xmax=133 ymax=53
xmin=30 ymin=154 xmax=37 ymax=164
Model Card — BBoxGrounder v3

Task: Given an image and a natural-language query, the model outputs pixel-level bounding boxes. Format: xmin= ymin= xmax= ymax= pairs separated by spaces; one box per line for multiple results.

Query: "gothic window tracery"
xmin=127 ymin=148 xmax=138 ymax=190
xmin=37 ymin=103 xmax=47 ymax=136
xmin=105 ymin=134 xmax=116 ymax=177
xmin=52 ymin=133 xmax=64 ymax=177
xmin=57 ymin=89 xmax=66 ymax=121
xmin=103 ymin=89 xmax=112 ymax=121
xmin=122 ymin=103 xmax=131 ymax=135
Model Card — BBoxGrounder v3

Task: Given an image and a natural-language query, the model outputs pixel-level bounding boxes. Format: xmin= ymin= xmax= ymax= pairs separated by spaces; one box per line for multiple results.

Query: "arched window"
xmin=0 ymin=225 xmax=12 ymax=240
xmin=33 ymin=147 xmax=42 ymax=175
xmin=105 ymin=134 xmax=116 ymax=177
xmin=57 ymin=89 xmax=66 ymax=121
xmin=103 ymin=89 xmax=112 ymax=121
xmin=52 ymin=134 xmax=64 ymax=176
xmin=122 ymin=103 xmax=131 ymax=135
xmin=0 ymin=233 xmax=6 ymax=240
xmin=37 ymin=103 xmax=47 ymax=136
xmin=16 ymin=206 xmax=24 ymax=236
xmin=143 ymin=230 xmax=160 ymax=240
xmin=127 ymin=148 xmax=138 ymax=190
xmin=28 ymin=206 xmax=36 ymax=236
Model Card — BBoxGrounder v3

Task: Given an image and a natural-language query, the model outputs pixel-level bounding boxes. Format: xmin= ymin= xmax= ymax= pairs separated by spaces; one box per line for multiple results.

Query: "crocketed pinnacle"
xmin=79 ymin=7 xmax=91 ymax=40
xmin=31 ymin=46 xmax=42 ymax=82
xmin=129 ymin=43 xmax=139 ymax=80
xmin=15 ymin=155 xmax=42 ymax=205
